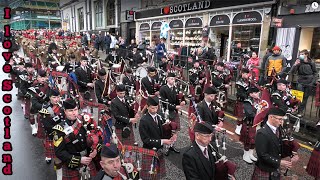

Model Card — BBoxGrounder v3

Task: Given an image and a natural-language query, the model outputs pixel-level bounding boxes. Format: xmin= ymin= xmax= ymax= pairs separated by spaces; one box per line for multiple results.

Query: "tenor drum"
xmin=112 ymin=63 xmax=121 ymax=74
xmin=136 ymin=67 xmax=148 ymax=78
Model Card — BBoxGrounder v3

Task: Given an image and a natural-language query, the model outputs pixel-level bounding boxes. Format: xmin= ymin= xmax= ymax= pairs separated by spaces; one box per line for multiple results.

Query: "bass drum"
xmin=136 ymin=67 xmax=148 ymax=79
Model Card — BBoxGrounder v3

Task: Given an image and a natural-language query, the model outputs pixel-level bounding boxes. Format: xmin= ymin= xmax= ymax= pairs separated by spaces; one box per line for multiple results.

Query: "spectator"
xmin=246 ymin=51 xmax=260 ymax=81
xmin=264 ymin=46 xmax=287 ymax=82
xmin=109 ymin=32 xmax=118 ymax=50
xmin=155 ymin=37 xmax=167 ymax=63
xmin=291 ymin=49 xmax=318 ymax=116
xmin=80 ymin=32 xmax=88 ymax=47
xmin=104 ymin=32 xmax=111 ymax=54
xmin=127 ymin=39 xmax=137 ymax=51
xmin=86 ymin=32 xmax=91 ymax=46
xmin=259 ymin=48 xmax=273 ymax=85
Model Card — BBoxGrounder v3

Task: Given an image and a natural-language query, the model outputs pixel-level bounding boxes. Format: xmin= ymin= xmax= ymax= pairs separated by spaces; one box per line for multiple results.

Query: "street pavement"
xmin=0 ymin=48 xmax=316 ymax=180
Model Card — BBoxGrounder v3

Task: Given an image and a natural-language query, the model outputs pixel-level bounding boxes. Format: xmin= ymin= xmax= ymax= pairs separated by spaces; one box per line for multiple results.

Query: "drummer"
xmin=75 ymin=56 xmax=95 ymax=100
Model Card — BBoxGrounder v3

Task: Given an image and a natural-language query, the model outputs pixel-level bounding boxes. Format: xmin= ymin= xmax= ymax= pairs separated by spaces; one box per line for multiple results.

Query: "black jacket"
xmin=159 ymin=84 xmax=180 ymax=112
xmin=255 ymin=124 xmax=282 ymax=172
xmin=197 ymin=100 xmax=219 ymax=125
xmin=141 ymin=76 xmax=156 ymax=96
xmin=291 ymin=59 xmax=317 ymax=85
xmin=182 ymin=141 xmax=215 ymax=180
xmin=75 ymin=66 xmax=93 ymax=92
xmin=110 ymin=97 xmax=134 ymax=129
xmin=94 ymin=79 xmax=106 ymax=104
xmin=139 ymin=112 xmax=164 ymax=149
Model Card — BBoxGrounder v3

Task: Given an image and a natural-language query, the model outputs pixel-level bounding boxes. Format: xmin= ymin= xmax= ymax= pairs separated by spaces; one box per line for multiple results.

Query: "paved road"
xmin=0 ymin=48 xmax=315 ymax=180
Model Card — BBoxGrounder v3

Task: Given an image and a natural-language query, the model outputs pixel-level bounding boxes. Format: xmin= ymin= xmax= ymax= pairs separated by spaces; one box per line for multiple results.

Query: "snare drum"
xmin=136 ymin=67 xmax=148 ymax=78
xmin=112 ymin=63 xmax=121 ymax=74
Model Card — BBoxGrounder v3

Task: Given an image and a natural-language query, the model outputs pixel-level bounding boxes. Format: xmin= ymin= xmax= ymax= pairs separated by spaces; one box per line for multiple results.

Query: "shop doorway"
xmin=298 ymin=27 xmax=320 ymax=61
xmin=210 ymin=27 xmax=229 ymax=60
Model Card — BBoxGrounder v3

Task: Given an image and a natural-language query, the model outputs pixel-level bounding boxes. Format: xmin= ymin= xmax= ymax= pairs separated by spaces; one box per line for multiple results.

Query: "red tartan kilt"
xmin=43 ymin=136 xmax=56 ymax=158
xmin=239 ymin=123 xmax=256 ymax=146
xmin=251 ymin=166 xmax=270 ymax=180
xmin=140 ymin=154 xmax=165 ymax=180
xmin=115 ymin=126 xmax=135 ymax=145
xmin=234 ymin=101 xmax=244 ymax=118
xmin=189 ymin=86 xmax=195 ymax=97
xmin=306 ymin=149 xmax=320 ymax=178
xmin=25 ymin=98 xmax=31 ymax=117
xmin=169 ymin=112 xmax=180 ymax=131
xmin=62 ymin=161 xmax=97 ymax=180
xmin=37 ymin=114 xmax=45 ymax=139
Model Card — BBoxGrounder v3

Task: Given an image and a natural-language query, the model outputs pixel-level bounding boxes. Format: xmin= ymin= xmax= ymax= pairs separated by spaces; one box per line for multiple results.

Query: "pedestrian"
xmin=290 ymin=49 xmax=317 ymax=116
xmin=252 ymin=107 xmax=299 ymax=180
xmin=104 ymin=32 xmax=111 ymax=55
xmin=264 ymin=46 xmax=287 ymax=83
xmin=247 ymin=51 xmax=260 ymax=81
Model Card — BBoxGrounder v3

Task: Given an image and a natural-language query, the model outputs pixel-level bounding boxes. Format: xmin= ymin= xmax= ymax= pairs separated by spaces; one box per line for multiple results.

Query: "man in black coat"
xmin=139 ymin=96 xmax=174 ymax=179
xmin=182 ymin=122 xmax=216 ymax=180
xmin=93 ymin=144 xmax=122 ymax=180
xmin=252 ymin=108 xmax=299 ymax=180
xmin=141 ymin=67 xmax=158 ymax=96
xmin=94 ymin=68 xmax=110 ymax=104
xmin=110 ymin=85 xmax=139 ymax=145
xmin=121 ymin=68 xmax=135 ymax=95
xmin=197 ymin=86 xmax=224 ymax=127
xmin=75 ymin=56 xmax=94 ymax=94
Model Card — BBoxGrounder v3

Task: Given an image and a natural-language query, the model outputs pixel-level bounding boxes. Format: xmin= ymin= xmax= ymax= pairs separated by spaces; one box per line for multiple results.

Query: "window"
xmin=94 ymin=0 xmax=103 ymax=27
xmin=78 ymin=7 xmax=84 ymax=30
xmin=107 ymin=0 xmax=115 ymax=25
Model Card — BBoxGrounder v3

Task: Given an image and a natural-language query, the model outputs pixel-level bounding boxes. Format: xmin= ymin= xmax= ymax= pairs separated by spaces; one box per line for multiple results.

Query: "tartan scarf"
xmin=64 ymin=119 xmax=83 ymax=144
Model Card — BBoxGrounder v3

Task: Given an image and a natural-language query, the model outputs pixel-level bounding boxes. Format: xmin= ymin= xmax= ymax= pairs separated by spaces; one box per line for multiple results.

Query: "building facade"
xmin=9 ymin=0 xmax=61 ymax=30
xmin=135 ymin=0 xmax=276 ymax=61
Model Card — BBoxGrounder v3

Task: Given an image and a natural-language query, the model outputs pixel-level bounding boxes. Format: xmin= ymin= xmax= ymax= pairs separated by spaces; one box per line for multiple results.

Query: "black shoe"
xmin=46 ymin=159 xmax=52 ymax=164
xmin=169 ymin=147 xmax=180 ymax=153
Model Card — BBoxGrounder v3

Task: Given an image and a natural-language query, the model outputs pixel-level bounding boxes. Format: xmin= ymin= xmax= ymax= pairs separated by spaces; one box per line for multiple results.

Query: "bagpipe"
xmin=188 ymin=97 xmax=204 ymax=142
xmin=280 ymin=112 xmax=301 ymax=176
xmin=209 ymin=126 xmax=237 ymax=180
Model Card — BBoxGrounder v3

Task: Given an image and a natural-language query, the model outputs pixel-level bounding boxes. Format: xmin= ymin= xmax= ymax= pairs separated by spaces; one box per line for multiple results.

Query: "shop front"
xmin=277 ymin=2 xmax=320 ymax=64
xmin=139 ymin=22 xmax=151 ymax=45
xmin=135 ymin=0 xmax=275 ymax=61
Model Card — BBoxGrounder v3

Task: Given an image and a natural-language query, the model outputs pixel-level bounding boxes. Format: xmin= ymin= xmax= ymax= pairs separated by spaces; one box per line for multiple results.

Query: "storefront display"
xmin=185 ymin=17 xmax=203 ymax=48
xmin=209 ymin=15 xmax=230 ymax=59
xmin=151 ymin=21 xmax=162 ymax=43
xmin=169 ymin=19 xmax=184 ymax=48
xmin=139 ymin=23 xmax=151 ymax=45
xmin=231 ymin=11 xmax=262 ymax=61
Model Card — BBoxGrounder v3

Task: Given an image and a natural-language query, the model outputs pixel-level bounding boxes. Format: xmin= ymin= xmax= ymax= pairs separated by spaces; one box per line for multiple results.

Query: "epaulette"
xmin=235 ymin=80 xmax=248 ymax=88
xmin=212 ymin=71 xmax=219 ymax=76
xmin=39 ymin=108 xmax=50 ymax=115
xmin=52 ymin=124 xmax=64 ymax=133
xmin=19 ymin=74 xmax=27 ymax=81
xmin=271 ymin=92 xmax=281 ymax=97
xmin=28 ymin=87 xmax=37 ymax=94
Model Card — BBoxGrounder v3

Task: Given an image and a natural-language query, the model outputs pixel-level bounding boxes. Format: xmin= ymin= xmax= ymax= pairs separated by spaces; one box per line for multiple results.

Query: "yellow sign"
xmin=291 ymin=89 xmax=304 ymax=102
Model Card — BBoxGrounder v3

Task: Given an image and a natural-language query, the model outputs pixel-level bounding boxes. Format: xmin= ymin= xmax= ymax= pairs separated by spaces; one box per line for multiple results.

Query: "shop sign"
xmin=271 ymin=17 xmax=283 ymax=27
xmin=232 ymin=11 xmax=262 ymax=24
xmin=161 ymin=0 xmax=211 ymax=15
xmin=305 ymin=2 xmax=320 ymax=13
xmin=209 ymin=15 xmax=230 ymax=26
xmin=140 ymin=23 xmax=150 ymax=31
xmin=126 ymin=10 xmax=135 ymax=21
xmin=151 ymin=22 xmax=162 ymax=30
xmin=169 ymin=20 xmax=183 ymax=29
xmin=185 ymin=18 xmax=202 ymax=28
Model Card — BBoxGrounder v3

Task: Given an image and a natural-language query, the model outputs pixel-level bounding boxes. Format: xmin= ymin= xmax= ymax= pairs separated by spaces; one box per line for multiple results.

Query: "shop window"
xmin=94 ymin=0 xmax=103 ymax=27
xmin=107 ymin=0 xmax=115 ymax=26
xmin=310 ymin=27 xmax=320 ymax=61
xmin=231 ymin=25 xmax=261 ymax=61
xmin=78 ymin=7 xmax=84 ymax=30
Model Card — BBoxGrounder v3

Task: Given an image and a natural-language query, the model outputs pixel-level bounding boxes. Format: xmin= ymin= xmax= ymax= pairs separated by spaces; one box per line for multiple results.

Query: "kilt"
xmin=62 ymin=161 xmax=97 ymax=180
xmin=43 ymin=135 xmax=55 ymax=158
xmin=140 ymin=153 xmax=165 ymax=180
xmin=29 ymin=113 xmax=36 ymax=125
xmin=251 ymin=166 xmax=270 ymax=180
xmin=239 ymin=123 xmax=256 ymax=150
xmin=37 ymin=114 xmax=45 ymax=139
xmin=306 ymin=149 xmax=320 ymax=178
xmin=115 ymin=126 xmax=135 ymax=145
xmin=24 ymin=98 xmax=31 ymax=117
xmin=169 ymin=111 xmax=181 ymax=131
xmin=234 ymin=101 xmax=244 ymax=119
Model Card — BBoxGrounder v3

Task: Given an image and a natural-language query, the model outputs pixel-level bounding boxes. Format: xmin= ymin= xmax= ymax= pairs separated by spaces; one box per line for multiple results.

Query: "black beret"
xmin=116 ymin=84 xmax=126 ymax=92
xmin=63 ymin=98 xmax=77 ymax=110
xmin=204 ymin=86 xmax=217 ymax=95
xmin=18 ymin=62 xmax=24 ymax=66
xmin=147 ymin=67 xmax=157 ymax=73
xmin=38 ymin=69 xmax=47 ymax=77
xmin=49 ymin=89 xmax=60 ymax=97
xmin=24 ymin=63 xmax=33 ymax=68
xmin=277 ymin=79 xmax=288 ymax=85
xmin=81 ymin=56 xmax=88 ymax=61
xmin=167 ymin=72 xmax=175 ymax=78
xmin=125 ymin=68 xmax=133 ymax=73
xmin=216 ymin=61 xmax=224 ymax=67
xmin=241 ymin=68 xmax=250 ymax=74
xmin=268 ymin=107 xmax=286 ymax=116
xmin=247 ymin=87 xmax=260 ymax=94
xmin=194 ymin=121 xmax=214 ymax=134
xmin=98 ymin=68 xmax=106 ymax=76
xmin=147 ymin=96 xmax=159 ymax=106
xmin=101 ymin=143 xmax=119 ymax=158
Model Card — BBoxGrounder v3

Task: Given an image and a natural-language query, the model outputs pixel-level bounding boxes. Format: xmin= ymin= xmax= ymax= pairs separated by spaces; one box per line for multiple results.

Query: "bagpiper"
xmin=52 ymin=98 xmax=100 ymax=180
